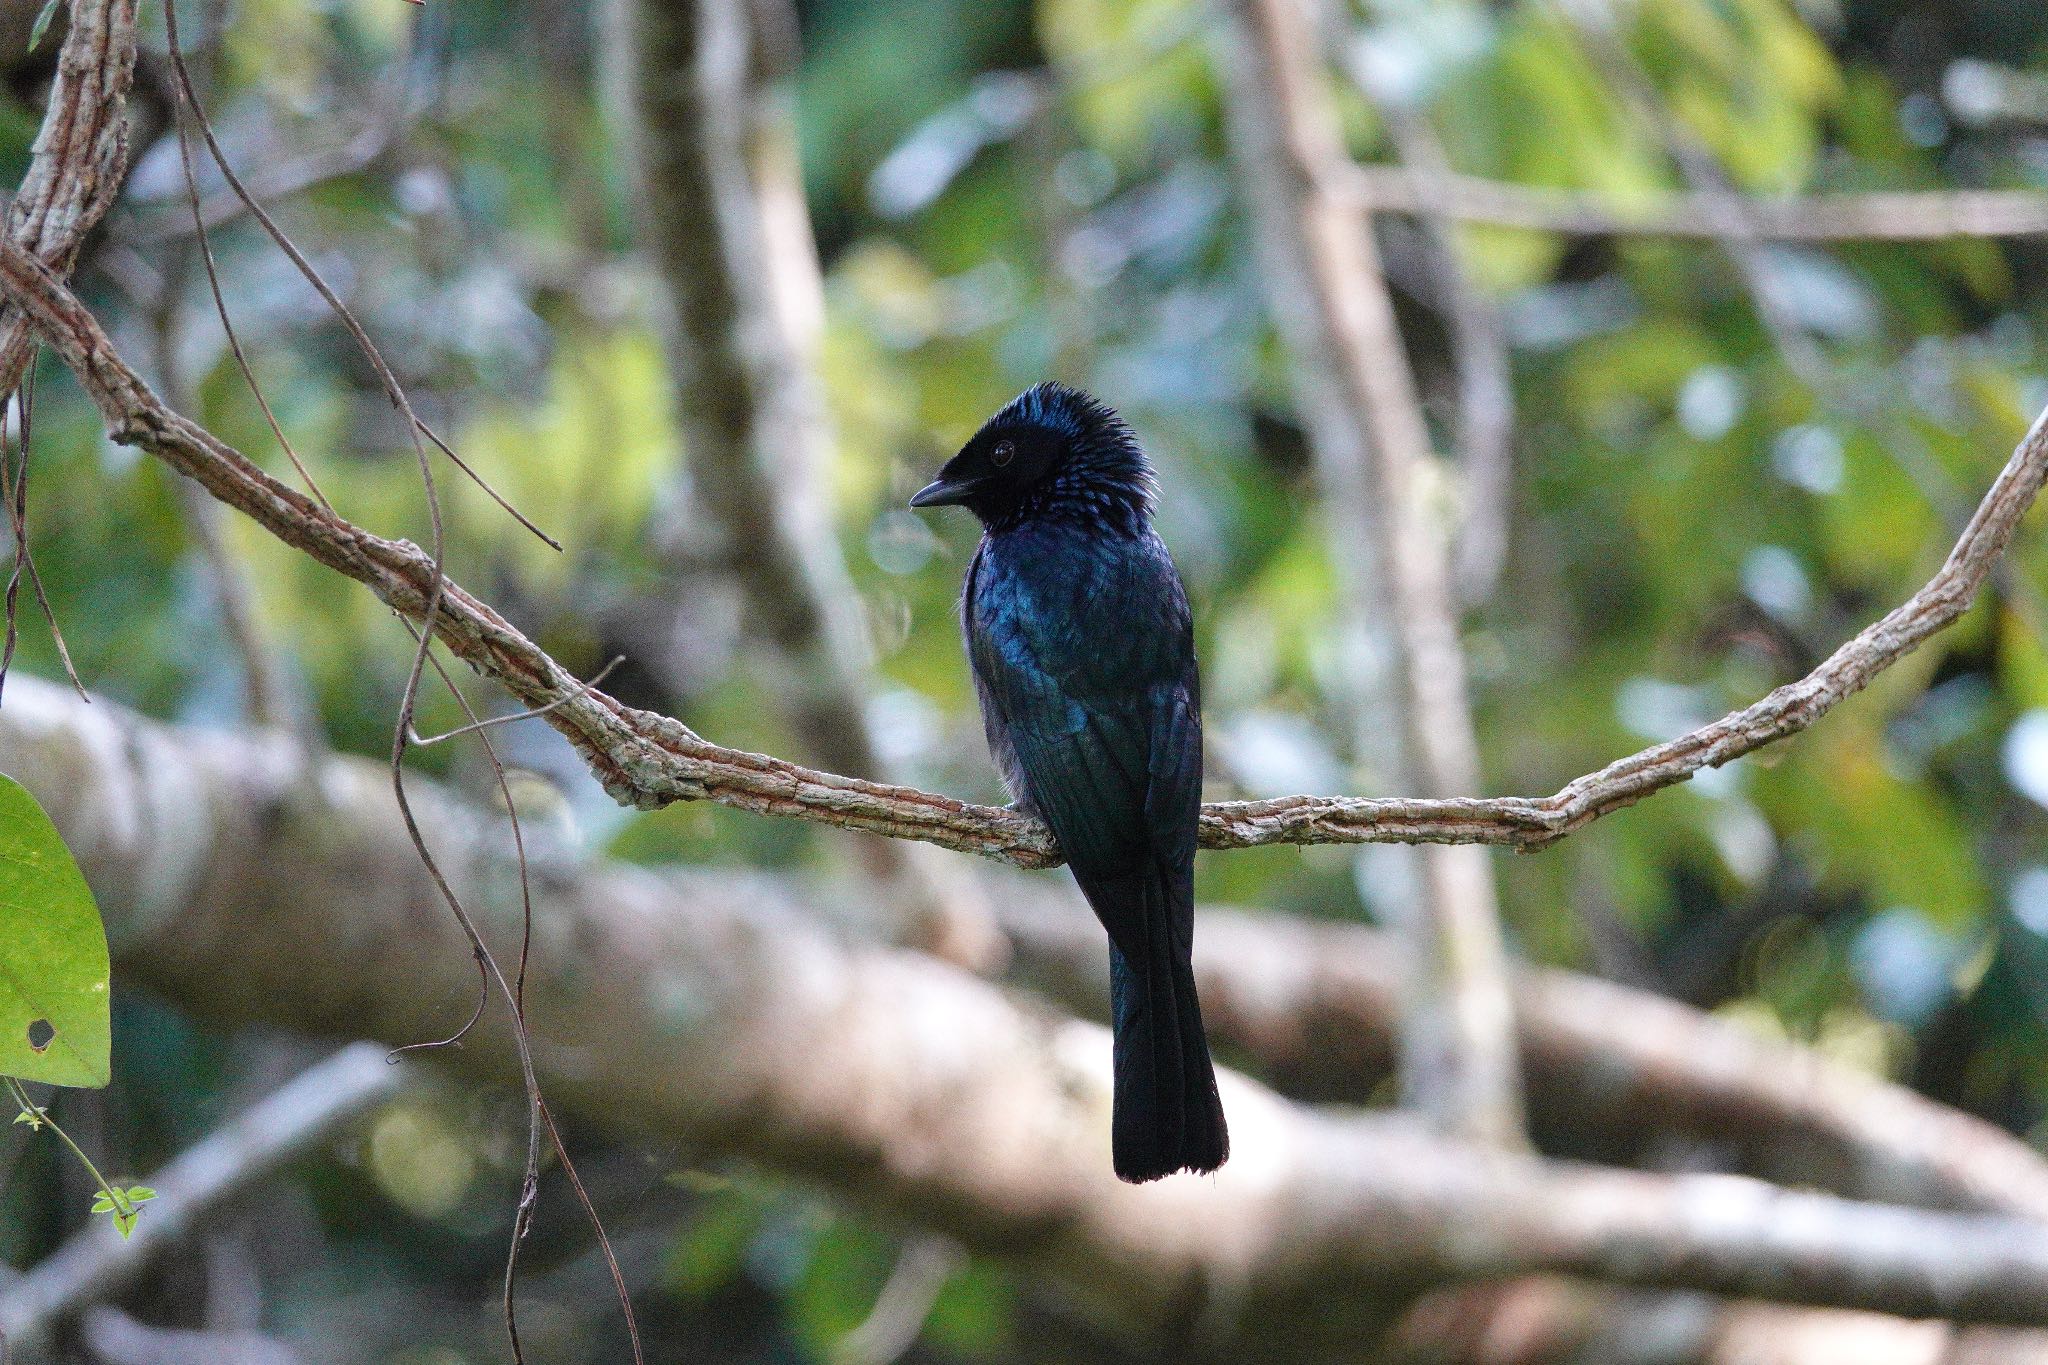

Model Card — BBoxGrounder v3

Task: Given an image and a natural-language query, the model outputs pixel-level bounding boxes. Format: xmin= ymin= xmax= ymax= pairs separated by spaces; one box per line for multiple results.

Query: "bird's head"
xmin=910 ymin=382 xmax=1156 ymax=531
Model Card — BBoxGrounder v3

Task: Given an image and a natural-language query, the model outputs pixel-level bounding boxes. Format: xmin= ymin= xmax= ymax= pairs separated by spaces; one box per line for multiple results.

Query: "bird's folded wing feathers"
xmin=973 ymin=627 xmax=1197 ymax=874
xmin=964 ymin=533 xmax=1202 ymax=881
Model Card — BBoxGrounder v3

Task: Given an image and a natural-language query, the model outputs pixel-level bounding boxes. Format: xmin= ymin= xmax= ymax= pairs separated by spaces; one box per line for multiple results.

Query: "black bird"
xmin=911 ymin=383 xmax=1227 ymax=1182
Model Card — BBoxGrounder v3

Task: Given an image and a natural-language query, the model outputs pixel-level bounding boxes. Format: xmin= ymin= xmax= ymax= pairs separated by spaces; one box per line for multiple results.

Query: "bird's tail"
xmin=1104 ymin=869 xmax=1228 ymax=1183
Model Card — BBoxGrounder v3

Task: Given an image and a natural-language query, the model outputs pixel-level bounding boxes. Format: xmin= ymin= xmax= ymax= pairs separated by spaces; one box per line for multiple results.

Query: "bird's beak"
xmin=909 ymin=477 xmax=976 ymax=508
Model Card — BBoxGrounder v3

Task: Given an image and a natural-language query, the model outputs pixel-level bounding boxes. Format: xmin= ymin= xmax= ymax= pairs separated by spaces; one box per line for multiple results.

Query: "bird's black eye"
xmin=991 ymin=439 xmax=1015 ymax=468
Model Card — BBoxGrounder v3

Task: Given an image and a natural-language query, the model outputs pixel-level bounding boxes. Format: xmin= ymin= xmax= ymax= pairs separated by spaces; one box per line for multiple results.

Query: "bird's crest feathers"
xmin=988 ymin=382 xmax=1158 ymax=518
xmin=915 ymin=383 xmax=1158 ymax=531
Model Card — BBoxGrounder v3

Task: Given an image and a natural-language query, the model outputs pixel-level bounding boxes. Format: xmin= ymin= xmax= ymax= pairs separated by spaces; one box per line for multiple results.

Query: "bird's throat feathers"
xmin=979 ymin=383 xmax=1158 ymax=534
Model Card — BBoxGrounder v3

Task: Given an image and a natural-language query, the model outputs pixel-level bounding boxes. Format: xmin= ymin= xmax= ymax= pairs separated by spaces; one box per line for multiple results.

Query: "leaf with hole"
xmin=0 ymin=771 xmax=110 ymax=1087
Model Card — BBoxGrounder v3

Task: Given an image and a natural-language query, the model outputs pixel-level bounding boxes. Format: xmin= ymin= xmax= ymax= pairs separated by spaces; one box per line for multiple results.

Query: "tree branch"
xmin=1333 ymin=51 xmax=1516 ymax=608
xmin=615 ymin=0 xmax=874 ymax=771
xmin=15 ymin=675 xmax=2048 ymax=1345
xmin=0 ymin=230 xmax=2040 ymax=870
xmin=612 ymin=0 xmax=998 ymax=964
xmin=0 ymin=0 xmax=138 ymax=398
xmin=1341 ymin=164 xmax=2048 ymax=242
xmin=0 ymin=0 xmax=136 ymax=704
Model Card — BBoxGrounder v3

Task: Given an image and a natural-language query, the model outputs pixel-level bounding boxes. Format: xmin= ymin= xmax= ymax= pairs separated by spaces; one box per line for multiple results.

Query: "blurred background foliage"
xmin=8 ymin=0 xmax=2048 ymax=1358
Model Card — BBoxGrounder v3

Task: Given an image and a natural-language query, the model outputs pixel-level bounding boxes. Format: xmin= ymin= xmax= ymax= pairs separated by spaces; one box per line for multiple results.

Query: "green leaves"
xmin=91 ymin=1184 xmax=156 ymax=1239
xmin=7 ymin=1073 xmax=150 ymax=1238
xmin=0 ymin=770 xmax=110 ymax=1088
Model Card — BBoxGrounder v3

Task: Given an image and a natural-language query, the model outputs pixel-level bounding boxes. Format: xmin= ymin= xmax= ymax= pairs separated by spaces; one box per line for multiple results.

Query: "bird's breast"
xmin=970 ymin=525 xmax=1189 ymax=700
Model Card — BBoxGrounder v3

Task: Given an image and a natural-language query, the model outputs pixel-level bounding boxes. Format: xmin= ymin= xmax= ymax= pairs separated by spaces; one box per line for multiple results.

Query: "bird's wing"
xmin=968 ymin=600 xmax=1142 ymax=866
xmin=965 ymin=538 xmax=1202 ymax=902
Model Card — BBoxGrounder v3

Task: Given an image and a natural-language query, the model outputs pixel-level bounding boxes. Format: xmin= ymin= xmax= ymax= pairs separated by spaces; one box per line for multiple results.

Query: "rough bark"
xmin=0 ymin=0 xmax=138 ymax=398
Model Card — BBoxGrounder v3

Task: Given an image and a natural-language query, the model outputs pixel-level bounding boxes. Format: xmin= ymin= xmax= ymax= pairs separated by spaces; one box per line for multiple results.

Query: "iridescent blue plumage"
xmin=911 ymin=383 xmax=1227 ymax=1182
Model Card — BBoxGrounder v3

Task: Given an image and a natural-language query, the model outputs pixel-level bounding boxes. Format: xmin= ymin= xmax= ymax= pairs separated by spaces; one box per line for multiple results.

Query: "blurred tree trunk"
xmin=1215 ymin=0 xmax=1523 ymax=1146
xmin=606 ymin=0 xmax=998 ymax=964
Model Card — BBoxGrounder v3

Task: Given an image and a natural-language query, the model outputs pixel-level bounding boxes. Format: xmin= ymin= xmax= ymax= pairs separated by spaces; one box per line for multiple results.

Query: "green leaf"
xmin=89 ymin=1185 xmax=153 ymax=1237
xmin=0 ymin=771 xmax=111 ymax=1087
xmin=26 ymin=0 xmax=59 ymax=53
